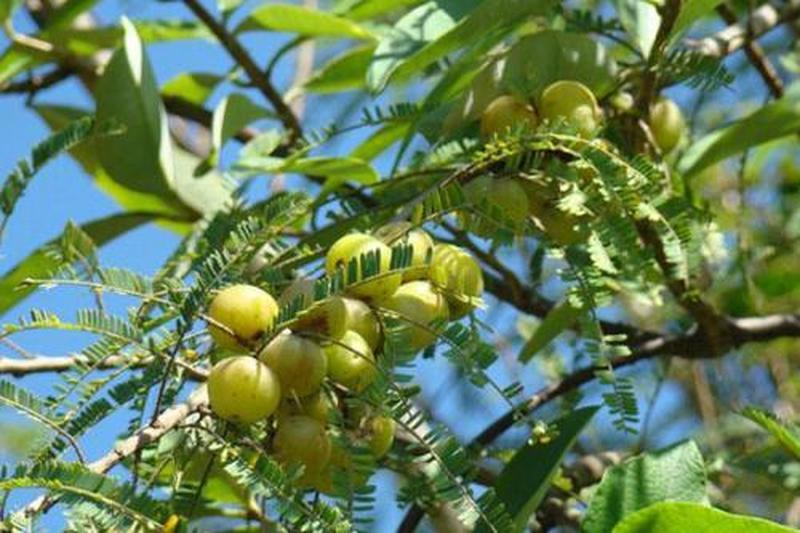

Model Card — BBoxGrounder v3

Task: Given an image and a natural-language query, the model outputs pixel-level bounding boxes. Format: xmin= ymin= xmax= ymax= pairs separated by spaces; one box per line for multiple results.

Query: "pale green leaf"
xmin=211 ymin=93 xmax=272 ymax=165
xmin=583 ymin=441 xmax=708 ymax=533
xmin=614 ymin=0 xmax=660 ymax=57
xmin=679 ymin=87 xmax=800 ymax=177
xmin=161 ymin=72 xmax=222 ymax=106
xmin=613 ymin=502 xmax=795 ymax=533
xmin=236 ymin=4 xmax=373 ymax=39
xmin=94 ymin=18 xmax=182 ymax=202
xmin=670 ymin=0 xmax=726 ymax=44
xmin=518 ymin=300 xmax=582 ymax=363
xmin=742 ymin=406 xmax=800 ymax=460
xmin=304 ymin=44 xmax=375 ymax=94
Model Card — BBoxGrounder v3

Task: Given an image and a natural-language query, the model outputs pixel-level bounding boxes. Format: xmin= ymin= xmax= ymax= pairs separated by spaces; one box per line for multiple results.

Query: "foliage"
xmin=0 ymin=0 xmax=798 ymax=531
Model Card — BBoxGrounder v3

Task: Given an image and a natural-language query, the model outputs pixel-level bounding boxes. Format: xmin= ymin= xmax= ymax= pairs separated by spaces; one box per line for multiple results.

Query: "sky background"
xmin=0 ymin=0 xmax=791 ymax=530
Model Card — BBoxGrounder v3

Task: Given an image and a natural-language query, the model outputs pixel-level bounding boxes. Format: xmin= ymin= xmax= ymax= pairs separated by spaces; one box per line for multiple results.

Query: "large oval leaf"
xmin=613 ymin=502 xmax=795 ymax=533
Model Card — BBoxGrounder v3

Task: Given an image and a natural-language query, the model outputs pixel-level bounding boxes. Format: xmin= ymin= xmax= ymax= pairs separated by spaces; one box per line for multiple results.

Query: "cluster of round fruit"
xmin=457 ymin=80 xmax=685 ymax=244
xmin=202 ymin=223 xmax=483 ymax=491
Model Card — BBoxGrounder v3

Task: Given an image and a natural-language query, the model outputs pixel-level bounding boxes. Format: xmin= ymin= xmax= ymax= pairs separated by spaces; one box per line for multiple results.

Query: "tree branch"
xmin=688 ymin=0 xmax=800 ymax=58
xmin=0 ymin=354 xmax=209 ymax=380
xmin=17 ymin=386 xmax=209 ymax=518
xmin=715 ymin=3 xmax=784 ymax=98
xmin=181 ymin=0 xmax=302 ymax=146
xmin=0 ymin=66 xmax=73 ymax=95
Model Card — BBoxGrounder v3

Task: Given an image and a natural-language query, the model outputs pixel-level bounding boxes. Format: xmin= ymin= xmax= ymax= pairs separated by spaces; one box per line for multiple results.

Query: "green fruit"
xmin=207 ymin=285 xmax=278 ymax=352
xmin=259 ymin=331 xmax=327 ymax=397
xmin=429 ymin=244 xmax=484 ymax=319
xmin=277 ymin=391 xmax=335 ymax=424
xmin=377 ymin=222 xmax=435 ymax=281
xmin=461 ymin=177 xmax=530 ymax=235
xmin=649 ymin=97 xmax=685 ymax=153
xmin=273 ymin=415 xmax=331 ymax=478
xmin=324 ymin=330 xmax=377 ymax=392
xmin=325 ymin=233 xmax=402 ymax=301
xmin=208 ymin=356 xmax=281 ymax=424
xmin=367 ymin=416 xmax=396 ymax=458
xmin=381 ymin=281 xmax=449 ymax=351
xmin=326 ymin=296 xmax=382 ymax=351
xmin=521 ymin=176 xmax=587 ymax=246
xmin=309 ymin=439 xmax=369 ymax=494
xmin=539 ymin=80 xmax=601 ymax=137
xmin=278 ymin=278 xmax=328 ymax=330
xmin=480 ymin=95 xmax=538 ymax=138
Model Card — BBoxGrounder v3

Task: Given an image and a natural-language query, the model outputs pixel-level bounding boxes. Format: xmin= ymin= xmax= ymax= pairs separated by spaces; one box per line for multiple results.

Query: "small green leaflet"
xmin=742 ymin=406 xmax=800 ymax=460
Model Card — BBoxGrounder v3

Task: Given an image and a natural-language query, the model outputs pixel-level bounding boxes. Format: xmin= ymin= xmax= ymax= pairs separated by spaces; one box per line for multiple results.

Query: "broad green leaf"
xmin=0 ymin=0 xmax=22 ymax=23
xmin=236 ymin=4 xmax=373 ymax=39
xmin=518 ymin=300 xmax=582 ymax=363
xmin=161 ymin=72 xmax=222 ymax=106
xmin=670 ymin=0 xmax=726 ymax=44
xmin=287 ymin=156 xmax=379 ymax=198
xmin=351 ymin=121 xmax=410 ymax=161
xmin=367 ymin=2 xmax=457 ymax=92
xmin=502 ymin=31 xmax=617 ymax=99
xmin=94 ymin=18 xmax=182 ymax=202
xmin=343 ymin=0 xmax=424 ymax=20
xmin=613 ymin=502 xmax=795 ymax=533
xmin=172 ymin=147 xmax=234 ymax=216
xmin=679 ymin=87 xmax=800 ymax=177
xmin=34 ymin=105 xmax=195 ymax=223
xmin=35 ymin=0 xmax=99 ymax=31
xmin=368 ymin=0 xmax=556 ymax=92
xmin=742 ymin=406 xmax=800 ymax=460
xmin=614 ymin=0 xmax=660 ymax=57
xmin=304 ymin=44 xmax=375 ymax=94
xmin=475 ymin=406 xmax=600 ymax=533
xmin=210 ymin=93 xmax=272 ymax=165
xmin=0 ymin=213 xmax=157 ymax=316
xmin=0 ymin=45 xmax=42 ymax=86
xmin=583 ymin=440 xmax=708 ymax=533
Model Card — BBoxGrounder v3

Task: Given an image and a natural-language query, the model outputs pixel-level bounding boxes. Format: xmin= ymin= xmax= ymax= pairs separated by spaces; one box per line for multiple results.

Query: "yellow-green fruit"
xmin=649 ymin=98 xmax=685 ymax=154
xmin=278 ymin=278 xmax=327 ymax=330
xmin=480 ymin=95 xmax=538 ymax=138
xmin=259 ymin=331 xmax=327 ymax=397
xmin=207 ymin=356 xmax=281 ymax=424
xmin=429 ymin=244 xmax=484 ymax=319
xmin=539 ymin=80 xmax=601 ymax=137
xmin=327 ymin=296 xmax=382 ymax=351
xmin=522 ymin=177 xmax=587 ymax=246
xmin=273 ymin=415 xmax=331 ymax=478
xmin=367 ymin=416 xmax=396 ymax=458
xmin=324 ymin=330 xmax=377 ymax=392
xmin=462 ymin=177 xmax=530 ymax=234
xmin=207 ymin=285 xmax=278 ymax=351
xmin=377 ymin=222 xmax=435 ymax=281
xmin=277 ymin=391 xmax=335 ymax=424
xmin=381 ymin=281 xmax=449 ymax=351
xmin=325 ymin=233 xmax=402 ymax=301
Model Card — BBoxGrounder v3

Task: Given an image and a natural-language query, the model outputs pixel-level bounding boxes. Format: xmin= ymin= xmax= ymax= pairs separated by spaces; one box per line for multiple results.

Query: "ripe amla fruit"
xmin=278 ymin=278 xmax=327 ymax=331
xmin=480 ymin=95 xmax=538 ymax=138
xmin=259 ymin=330 xmax=327 ymax=397
xmin=381 ymin=281 xmax=449 ymax=352
xmin=462 ymin=176 xmax=530 ymax=234
xmin=273 ymin=415 xmax=331 ymax=480
xmin=207 ymin=356 xmax=281 ymax=424
xmin=325 ymin=233 xmax=402 ymax=301
xmin=648 ymin=98 xmax=685 ymax=154
xmin=429 ymin=244 xmax=484 ymax=319
xmin=277 ymin=391 xmax=335 ymax=424
xmin=539 ymin=80 xmax=601 ymax=138
xmin=376 ymin=222 xmax=435 ymax=281
xmin=367 ymin=416 xmax=396 ymax=458
xmin=324 ymin=330 xmax=377 ymax=392
xmin=327 ymin=296 xmax=382 ymax=351
xmin=522 ymin=176 xmax=587 ymax=246
xmin=207 ymin=285 xmax=278 ymax=351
